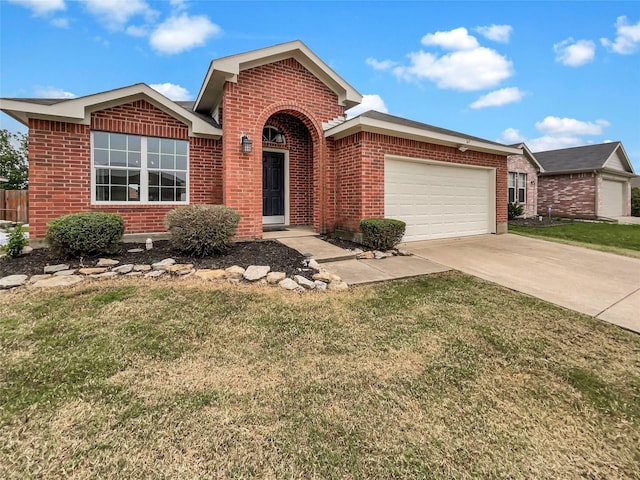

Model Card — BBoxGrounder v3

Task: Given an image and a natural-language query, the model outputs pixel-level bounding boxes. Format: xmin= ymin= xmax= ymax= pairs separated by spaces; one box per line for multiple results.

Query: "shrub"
xmin=359 ymin=218 xmax=406 ymax=251
xmin=508 ymin=202 xmax=524 ymax=220
xmin=46 ymin=212 xmax=124 ymax=258
xmin=632 ymin=187 xmax=640 ymax=217
xmin=2 ymin=223 xmax=28 ymax=258
xmin=164 ymin=204 xmax=240 ymax=256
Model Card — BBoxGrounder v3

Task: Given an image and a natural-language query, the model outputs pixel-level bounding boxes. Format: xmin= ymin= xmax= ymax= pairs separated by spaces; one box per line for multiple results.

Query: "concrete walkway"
xmin=615 ymin=216 xmax=640 ymax=225
xmin=276 ymin=234 xmax=450 ymax=283
xmin=403 ymin=234 xmax=640 ymax=333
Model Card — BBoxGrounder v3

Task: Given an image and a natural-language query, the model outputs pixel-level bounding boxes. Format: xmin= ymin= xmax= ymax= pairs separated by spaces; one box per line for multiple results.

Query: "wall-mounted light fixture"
xmin=241 ymin=135 xmax=252 ymax=154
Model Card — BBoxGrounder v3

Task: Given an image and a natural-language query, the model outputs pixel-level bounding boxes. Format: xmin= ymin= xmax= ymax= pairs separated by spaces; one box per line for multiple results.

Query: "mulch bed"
xmin=509 ymin=217 xmax=576 ymax=228
xmin=0 ymin=240 xmax=314 ymax=279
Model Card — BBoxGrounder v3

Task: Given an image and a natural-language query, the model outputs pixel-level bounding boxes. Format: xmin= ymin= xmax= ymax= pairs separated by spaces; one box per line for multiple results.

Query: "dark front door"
xmin=262 ymin=151 xmax=285 ymax=224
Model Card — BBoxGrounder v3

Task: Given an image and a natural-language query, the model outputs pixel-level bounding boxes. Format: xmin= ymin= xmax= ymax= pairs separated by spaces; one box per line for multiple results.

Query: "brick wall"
xmin=537 ymin=173 xmax=596 ymax=217
xmin=221 ymin=58 xmax=344 ymax=238
xmin=332 ymin=132 xmax=509 ymax=233
xmin=507 ymin=154 xmax=538 ymax=217
xmin=28 ymin=100 xmax=222 ymax=239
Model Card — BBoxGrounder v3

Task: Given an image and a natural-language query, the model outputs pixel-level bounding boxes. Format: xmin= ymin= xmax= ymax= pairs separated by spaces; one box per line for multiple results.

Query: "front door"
xmin=262 ymin=151 xmax=285 ymax=225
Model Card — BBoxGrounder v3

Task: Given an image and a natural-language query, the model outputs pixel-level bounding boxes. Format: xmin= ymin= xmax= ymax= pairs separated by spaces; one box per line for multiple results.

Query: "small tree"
xmin=632 ymin=187 xmax=640 ymax=217
xmin=0 ymin=129 xmax=28 ymax=190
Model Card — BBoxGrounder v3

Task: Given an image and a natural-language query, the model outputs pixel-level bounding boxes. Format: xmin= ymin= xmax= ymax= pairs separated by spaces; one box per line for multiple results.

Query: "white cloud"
xmin=499 ymin=128 xmax=526 ymax=144
xmin=50 ymin=17 xmax=69 ymax=28
xmin=126 ymin=25 xmax=149 ymax=37
xmin=553 ymin=38 xmax=595 ymax=66
xmin=470 ymin=87 xmax=525 ymax=109
xmin=535 ymin=116 xmax=610 ymax=136
xmin=394 ymin=47 xmax=513 ymax=91
xmin=33 ymin=86 xmax=76 ymax=98
xmin=527 ymin=135 xmax=584 ymax=152
xmin=475 ymin=24 xmax=513 ymax=43
xmin=345 ymin=94 xmax=388 ymax=118
xmin=365 ymin=58 xmax=396 ymax=71
xmin=83 ymin=0 xmax=155 ymax=31
xmin=149 ymin=13 xmax=221 ymax=55
xmin=149 ymin=83 xmax=191 ymax=101
xmin=7 ymin=0 xmax=65 ymax=15
xmin=601 ymin=16 xmax=640 ymax=54
xmin=421 ymin=27 xmax=479 ymax=50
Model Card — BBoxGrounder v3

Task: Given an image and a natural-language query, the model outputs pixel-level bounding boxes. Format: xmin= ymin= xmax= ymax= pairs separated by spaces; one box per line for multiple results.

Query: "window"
xmin=518 ymin=173 xmax=527 ymax=203
xmin=508 ymin=172 xmax=516 ymax=203
xmin=92 ymin=132 xmax=188 ymax=204
xmin=262 ymin=126 xmax=285 ymax=144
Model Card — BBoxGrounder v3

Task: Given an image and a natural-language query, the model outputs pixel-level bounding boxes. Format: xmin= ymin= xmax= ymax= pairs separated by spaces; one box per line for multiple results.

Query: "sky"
xmin=1 ymin=0 xmax=639 ymax=171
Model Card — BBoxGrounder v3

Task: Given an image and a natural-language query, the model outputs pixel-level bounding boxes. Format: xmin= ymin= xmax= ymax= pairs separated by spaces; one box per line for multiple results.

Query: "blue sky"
xmin=1 ymin=0 xmax=639 ymax=171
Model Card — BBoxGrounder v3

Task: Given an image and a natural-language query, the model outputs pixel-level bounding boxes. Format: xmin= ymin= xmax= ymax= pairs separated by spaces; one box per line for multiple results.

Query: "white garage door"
xmin=385 ymin=157 xmax=495 ymax=242
xmin=601 ymin=179 xmax=625 ymax=217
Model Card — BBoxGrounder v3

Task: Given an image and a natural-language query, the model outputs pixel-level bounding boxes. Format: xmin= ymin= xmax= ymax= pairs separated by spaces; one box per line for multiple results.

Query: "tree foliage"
xmin=632 ymin=187 xmax=640 ymax=217
xmin=0 ymin=129 xmax=28 ymax=190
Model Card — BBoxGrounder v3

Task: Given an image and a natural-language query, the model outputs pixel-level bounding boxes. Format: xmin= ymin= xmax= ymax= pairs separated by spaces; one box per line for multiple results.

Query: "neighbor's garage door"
xmin=385 ymin=157 xmax=495 ymax=242
xmin=600 ymin=179 xmax=625 ymax=217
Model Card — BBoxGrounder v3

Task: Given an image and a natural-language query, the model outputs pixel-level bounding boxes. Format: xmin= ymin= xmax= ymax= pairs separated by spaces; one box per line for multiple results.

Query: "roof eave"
xmin=539 ymin=167 xmax=636 ymax=177
xmin=325 ymin=116 xmax=521 ymax=156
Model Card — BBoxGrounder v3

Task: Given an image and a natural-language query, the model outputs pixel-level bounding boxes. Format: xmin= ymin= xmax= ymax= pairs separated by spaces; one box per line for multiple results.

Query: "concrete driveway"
xmin=402 ymin=234 xmax=640 ymax=333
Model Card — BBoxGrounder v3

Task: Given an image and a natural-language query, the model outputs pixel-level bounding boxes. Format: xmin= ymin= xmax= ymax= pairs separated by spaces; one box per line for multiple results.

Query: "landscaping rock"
xmin=225 ymin=265 xmax=245 ymax=279
xmin=96 ymin=258 xmax=119 ymax=267
xmin=357 ymin=251 xmax=375 ymax=260
xmin=79 ymin=267 xmax=108 ymax=275
xmin=279 ymin=277 xmax=302 ymax=291
xmin=396 ymin=249 xmax=410 ymax=256
xmin=44 ymin=264 xmax=70 ymax=274
xmin=313 ymin=271 xmax=341 ymax=284
xmin=53 ymin=269 xmax=77 ymax=276
xmin=126 ymin=271 xmax=143 ymax=277
xmin=328 ymin=280 xmax=349 ymax=291
xmin=308 ymin=259 xmax=321 ymax=270
xmin=90 ymin=271 xmax=119 ymax=280
xmin=294 ymin=275 xmax=315 ymax=290
xmin=0 ymin=274 xmax=28 ymax=289
xmin=127 ymin=248 xmax=144 ymax=253
xmin=28 ymin=274 xmax=52 ymax=283
xmin=152 ymin=258 xmax=176 ymax=270
xmin=145 ymin=270 xmax=165 ymax=278
xmin=166 ymin=263 xmax=195 ymax=275
xmin=314 ymin=280 xmax=328 ymax=291
xmin=266 ymin=271 xmax=286 ymax=284
xmin=21 ymin=246 xmax=33 ymax=255
xmin=134 ymin=264 xmax=152 ymax=272
xmin=243 ymin=265 xmax=271 ymax=281
xmin=373 ymin=250 xmax=387 ymax=259
xmin=112 ymin=264 xmax=134 ymax=274
xmin=195 ymin=269 xmax=227 ymax=281
xmin=31 ymin=275 xmax=84 ymax=288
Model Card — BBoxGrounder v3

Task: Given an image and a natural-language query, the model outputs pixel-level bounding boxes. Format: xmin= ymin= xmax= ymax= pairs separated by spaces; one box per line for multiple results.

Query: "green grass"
xmin=509 ymin=222 xmax=640 ymax=256
xmin=1 ymin=274 xmax=639 ymax=479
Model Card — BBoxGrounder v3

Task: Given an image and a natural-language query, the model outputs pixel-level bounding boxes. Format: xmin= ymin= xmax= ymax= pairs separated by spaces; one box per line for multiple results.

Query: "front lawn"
xmin=509 ymin=222 xmax=640 ymax=256
xmin=1 ymin=274 xmax=639 ymax=478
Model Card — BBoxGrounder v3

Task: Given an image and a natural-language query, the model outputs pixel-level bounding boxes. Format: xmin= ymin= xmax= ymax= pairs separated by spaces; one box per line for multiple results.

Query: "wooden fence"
xmin=0 ymin=189 xmax=28 ymax=224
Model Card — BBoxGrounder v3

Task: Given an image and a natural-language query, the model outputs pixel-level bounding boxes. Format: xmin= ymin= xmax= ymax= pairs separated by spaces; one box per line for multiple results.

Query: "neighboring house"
xmin=0 ymin=41 xmax=520 ymax=243
xmin=535 ymin=142 xmax=635 ymax=218
xmin=631 ymin=176 xmax=640 ymax=189
xmin=507 ymin=143 xmax=543 ymax=217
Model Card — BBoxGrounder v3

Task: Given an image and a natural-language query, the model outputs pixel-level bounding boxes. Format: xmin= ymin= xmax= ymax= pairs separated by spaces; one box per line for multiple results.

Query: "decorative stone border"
xmin=0 ymin=257 xmax=349 ymax=292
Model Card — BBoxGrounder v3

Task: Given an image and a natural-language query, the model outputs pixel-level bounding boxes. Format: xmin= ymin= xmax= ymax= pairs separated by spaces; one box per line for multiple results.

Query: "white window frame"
xmin=508 ymin=172 xmax=516 ymax=203
xmin=518 ymin=172 xmax=527 ymax=204
xmin=91 ymin=131 xmax=189 ymax=205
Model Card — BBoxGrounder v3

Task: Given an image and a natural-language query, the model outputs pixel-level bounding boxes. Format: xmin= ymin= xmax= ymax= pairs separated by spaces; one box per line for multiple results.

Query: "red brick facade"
xmin=25 ymin=53 xmax=511 ymax=241
xmin=507 ymin=154 xmax=539 ymax=217
xmin=28 ymin=100 xmax=222 ymax=239
xmin=537 ymin=173 xmax=596 ymax=217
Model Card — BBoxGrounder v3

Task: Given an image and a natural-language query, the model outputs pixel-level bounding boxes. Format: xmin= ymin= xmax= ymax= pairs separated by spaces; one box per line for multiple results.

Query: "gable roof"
xmin=534 ymin=142 xmax=635 ymax=176
xmin=0 ymin=84 xmax=223 ymax=138
xmin=325 ymin=110 xmax=521 ymax=156
xmin=509 ymin=142 xmax=544 ymax=172
xmin=194 ymin=40 xmax=362 ymax=113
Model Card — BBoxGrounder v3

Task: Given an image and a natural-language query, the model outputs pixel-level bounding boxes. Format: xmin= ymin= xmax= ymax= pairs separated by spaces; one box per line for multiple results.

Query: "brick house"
xmin=0 ymin=41 xmax=520 ymax=243
xmin=507 ymin=143 xmax=543 ymax=218
xmin=535 ymin=142 xmax=635 ymax=218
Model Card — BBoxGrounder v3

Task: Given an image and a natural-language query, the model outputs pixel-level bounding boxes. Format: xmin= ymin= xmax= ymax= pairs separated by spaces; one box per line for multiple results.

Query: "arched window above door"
xmin=262 ymin=126 xmax=286 ymax=144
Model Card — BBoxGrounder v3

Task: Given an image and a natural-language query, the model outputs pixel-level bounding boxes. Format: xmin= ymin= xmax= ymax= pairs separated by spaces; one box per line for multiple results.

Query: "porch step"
xmin=276 ymin=236 xmax=356 ymax=263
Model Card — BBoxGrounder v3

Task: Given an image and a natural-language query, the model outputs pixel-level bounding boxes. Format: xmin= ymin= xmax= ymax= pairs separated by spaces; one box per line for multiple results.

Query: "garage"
xmin=385 ymin=156 xmax=496 ymax=242
xmin=600 ymin=179 xmax=625 ymax=217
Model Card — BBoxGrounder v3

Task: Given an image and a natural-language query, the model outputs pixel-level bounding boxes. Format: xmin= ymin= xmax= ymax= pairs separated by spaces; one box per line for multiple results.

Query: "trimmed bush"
xmin=632 ymin=187 xmax=640 ymax=217
xmin=2 ymin=223 xmax=29 ymax=258
xmin=508 ymin=202 xmax=524 ymax=220
xmin=359 ymin=218 xmax=406 ymax=251
xmin=164 ymin=204 xmax=240 ymax=256
xmin=46 ymin=212 xmax=124 ymax=258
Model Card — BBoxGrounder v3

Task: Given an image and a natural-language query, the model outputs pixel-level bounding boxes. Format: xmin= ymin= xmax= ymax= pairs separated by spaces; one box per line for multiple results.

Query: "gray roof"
xmin=2 ymin=98 xmax=67 ymax=105
xmin=175 ymin=101 xmax=220 ymax=128
xmin=358 ymin=110 xmax=512 ymax=149
xmin=534 ymin=142 xmax=621 ymax=172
